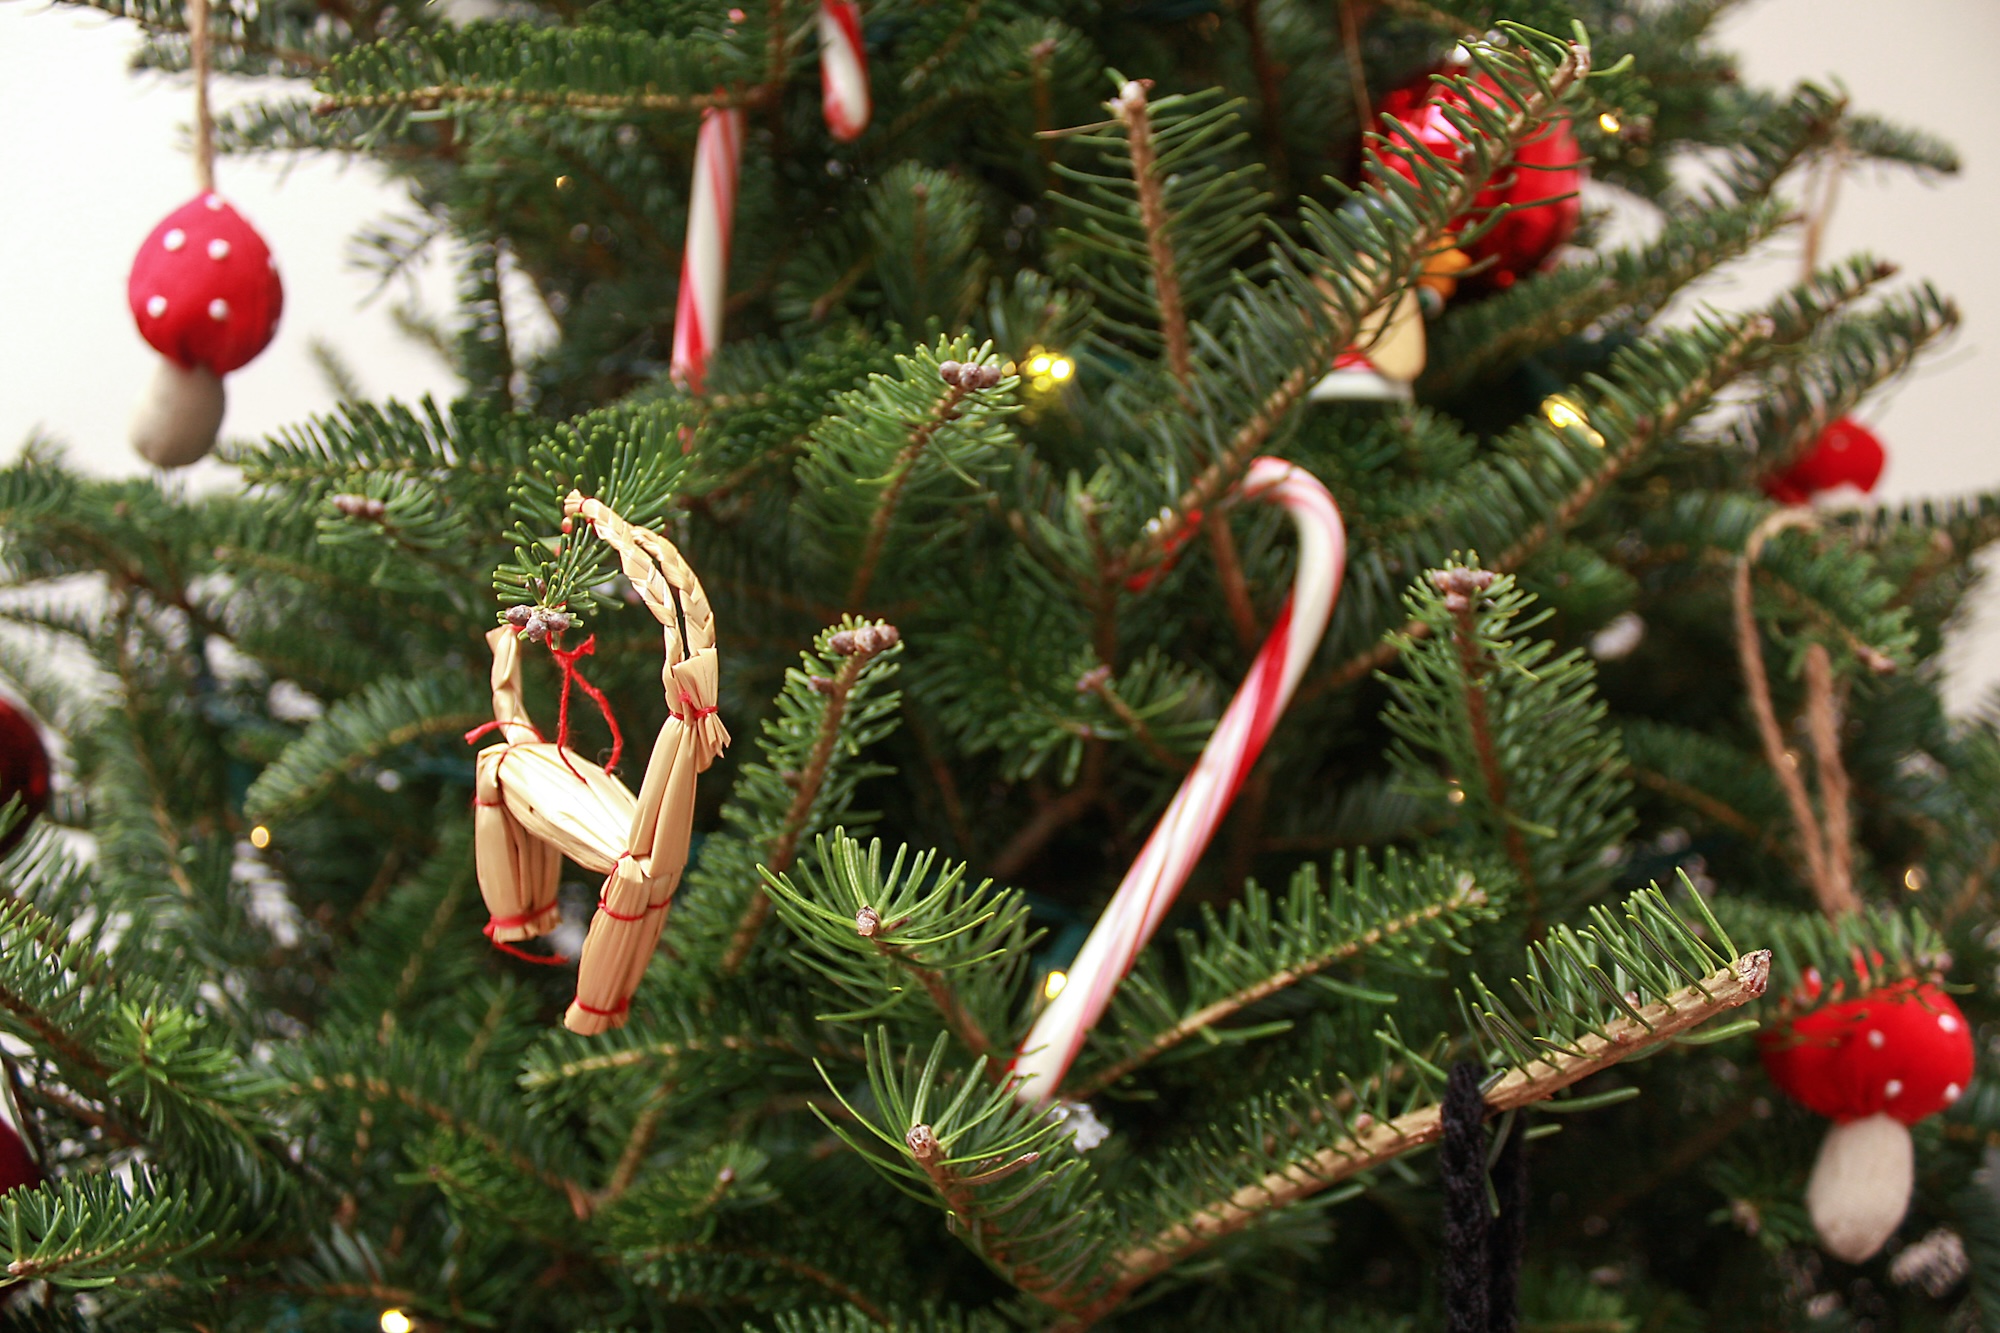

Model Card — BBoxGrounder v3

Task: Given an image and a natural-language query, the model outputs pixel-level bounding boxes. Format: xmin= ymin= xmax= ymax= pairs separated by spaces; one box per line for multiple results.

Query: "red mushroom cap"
xmin=127 ymin=194 xmax=284 ymax=376
xmin=1371 ymin=69 xmax=1584 ymax=290
xmin=1761 ymin=417 xmax=1886 ymax=505
xmin=1761 ymin=978 xmax=1973 ymax=1126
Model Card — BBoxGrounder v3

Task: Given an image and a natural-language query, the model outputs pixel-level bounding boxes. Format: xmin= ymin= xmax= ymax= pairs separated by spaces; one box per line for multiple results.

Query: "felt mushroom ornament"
xmin=123 ymin=0 xmax=283 ymax=468
xmin=127 ymin=193 xmax=284 ymax=467
xmin=1760 ymin=975 xmax=1973 ymax=1262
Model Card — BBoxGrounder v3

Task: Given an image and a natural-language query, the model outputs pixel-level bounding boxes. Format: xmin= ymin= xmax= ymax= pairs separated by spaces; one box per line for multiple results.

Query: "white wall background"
xmin=1 ymin=0 xmax=1996 ymax=699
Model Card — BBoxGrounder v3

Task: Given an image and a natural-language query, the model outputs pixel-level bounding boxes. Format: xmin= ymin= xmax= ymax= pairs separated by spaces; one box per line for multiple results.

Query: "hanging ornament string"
xmin=817 ymin=1 xmax=871 ymax=141
xmin=1012 ymin=458 xmax=1347 ymax=1104
xmin=671 ymin=105 xmax=744 ymax=393
xmin=188 ymin=0 xmax=216 ymax=193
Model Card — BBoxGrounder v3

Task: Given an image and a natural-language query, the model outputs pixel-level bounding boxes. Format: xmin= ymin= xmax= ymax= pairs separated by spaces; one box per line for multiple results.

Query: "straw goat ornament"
xmin=470 ymin=492 xmax=729 ymax=1034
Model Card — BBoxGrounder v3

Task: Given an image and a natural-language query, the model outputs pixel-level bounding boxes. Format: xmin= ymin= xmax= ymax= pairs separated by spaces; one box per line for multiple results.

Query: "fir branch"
xmin=723 ymin=626 xmax=906 ymax=972
xmin=1310 ymin=315 xmax=1771 ymax=700
xmin=847 ymin=382 xmax=970 ymax=609
xmin=315 ymin=24 xmax=761 ymax=116
xmin=1076 ymin=666 xmax=1186 ymax=772
xmin=1067 ymin=859 xmax=1492 ymax=1099
xmin=1110 ymin=80 xmax=1193 ymax=387
xmin=1078 ymin=950 xmax=1770 ymax=1322
xmin=1120 ymin=33 xmax=1593 ymax=577
xmin=631 ymin=1243 xmax=892 ymax=1327
xmin=245 ymin=673 xmax=489 ymax=822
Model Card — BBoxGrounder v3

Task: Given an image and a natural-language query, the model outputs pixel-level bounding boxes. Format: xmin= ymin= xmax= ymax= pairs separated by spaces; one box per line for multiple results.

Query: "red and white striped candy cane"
xmin=818 ymin=1 xmax=870 ymax=142
xmin=1012 ymin=458 xmax=1347 ymax=1105
xmin=671 ymin=105 xmax=744 ymax=393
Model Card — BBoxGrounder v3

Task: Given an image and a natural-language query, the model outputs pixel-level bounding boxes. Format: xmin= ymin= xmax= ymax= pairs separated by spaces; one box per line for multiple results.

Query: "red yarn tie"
xmin=548 ymin=633 xmax=625 ymax=775
xmin=483 ymin=910 xmax=571 ymax=966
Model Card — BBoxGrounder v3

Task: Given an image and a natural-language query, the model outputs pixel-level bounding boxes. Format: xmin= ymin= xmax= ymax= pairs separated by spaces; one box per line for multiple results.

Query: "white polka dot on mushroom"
xmin=1867 ymin=1029 xmax=1885 ymax=1048
xmin=204 ymin=194 xmax=223 ymax=210
xmin=1947 ymin=1083 xmax=1963 ymax=1102
xmin=208 ymin=298 xmax=229 ymax=321
xmin=207 ymin=238 xmax=230 ymax=260
xmin=163 ymin=229 xmax=185 ymax=252
xmin=144 ymin=295 xmax=166 ymax=318
xmin=1939 ymin=1014 xmax=1960 ymax=1032
xmin=1886 ymin=1079 xmax=1904 ymax=1098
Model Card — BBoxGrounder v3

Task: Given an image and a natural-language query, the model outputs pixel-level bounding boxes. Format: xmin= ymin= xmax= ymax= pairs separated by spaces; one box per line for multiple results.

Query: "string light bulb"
xmin=380 ymin=1311 xmax=414 ymax=1333
xmin=249 ymin=825 xmax=272 ymax=850
xmin=1022 ymin=348 xmax=1075 ymax=393
xmin=1043 ymin=969 xmax=1068 ymax=1001
xmin=1598 ymin=111 xmax=1622 ymax=135
xmin=1540 ymin=394 xmax=1604 ymax=447
xmin=1904 ymin=866 xmax=1927 ymax=892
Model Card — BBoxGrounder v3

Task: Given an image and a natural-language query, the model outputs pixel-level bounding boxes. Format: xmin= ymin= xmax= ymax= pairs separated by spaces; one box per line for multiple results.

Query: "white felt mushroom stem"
xmin=130 ymin=358 xmax=225 ymax=469
xmin=1807 ymin=1113 xmax=1913 ymax=1263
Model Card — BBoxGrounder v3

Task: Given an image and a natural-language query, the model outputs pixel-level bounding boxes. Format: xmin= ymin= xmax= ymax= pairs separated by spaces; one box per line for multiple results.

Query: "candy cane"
xmin=1012 ymin=458 xmax=1347 ymax=1105
xmin=818 ymin=1 xmax=870 ymax=141
xmin=671 ymin=105 xmax=744 ymax=393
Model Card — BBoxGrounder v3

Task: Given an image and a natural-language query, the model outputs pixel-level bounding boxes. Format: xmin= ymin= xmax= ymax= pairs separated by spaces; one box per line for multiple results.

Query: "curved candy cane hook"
xmin=818 ymin=1 xmax=870 ymax=141
xmin=1012 ymin=458 xmax=1347 ymax=1104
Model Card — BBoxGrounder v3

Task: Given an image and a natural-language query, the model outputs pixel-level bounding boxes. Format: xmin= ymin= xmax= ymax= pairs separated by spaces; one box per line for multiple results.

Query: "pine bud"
xmin=938 ymin=360 xmax=964 ymax=386
xmin=808 ymin=675 xmax=837 ymax=694
xmin=856 ymin=905 xmax=881 ymax=937
xmin=829 ymin=623 xmax=902 ymax=658
xmin=906 ymin=1123 xmax=941 ymax=1161
xmin=1076 ymin=664 xmax=1112 ymax=694
xmin=1429 ymin=567 xmax=1495 ymax=602
xmin=331 ymin=493 xmax=387 ymax=521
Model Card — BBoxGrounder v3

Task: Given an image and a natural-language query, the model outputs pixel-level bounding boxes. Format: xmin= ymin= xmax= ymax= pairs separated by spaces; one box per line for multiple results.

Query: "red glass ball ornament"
xmin=0 ymin=700 xmax=48 ymax=859
xmin=127 ymin=194 xmax=284 ymax=376
xmin=1762 ymin=418 xmax=1886 ymax=505
xmin=1760 ymin=978 xmax=1973 ymax=1126
xmin=1372 ymin=67 xmax=1585 ymax=290
xmin=0 ymin=1119 xmax=36 ymax=1198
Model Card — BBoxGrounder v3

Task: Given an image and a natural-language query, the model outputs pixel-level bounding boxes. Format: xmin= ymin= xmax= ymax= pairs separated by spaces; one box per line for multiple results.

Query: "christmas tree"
xmin=0 ymin=0 xmax=1991 ymax=1328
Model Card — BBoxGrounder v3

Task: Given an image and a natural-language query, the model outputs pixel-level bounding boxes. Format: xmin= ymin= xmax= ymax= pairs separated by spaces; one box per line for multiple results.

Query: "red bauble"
xmin=1760 ymin=978 xmax=1973 ymax=1126
xmin=1372 ymin=68 xmax=1585 ymax=290
xmin=0 ymin=700 xmax=48 ymax=859
xmin=1763 ymin=418 xmax=1886 ymax=504
xmin=127 ymin=194 xmax=284 ymax=376
xmin=0 ymin=1119 xmax=37 ymax=1199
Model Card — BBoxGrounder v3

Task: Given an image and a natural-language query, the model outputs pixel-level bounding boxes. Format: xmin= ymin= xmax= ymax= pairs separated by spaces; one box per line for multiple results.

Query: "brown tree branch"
xmin=1062 ymin=950 xmax=1771 ymax=1325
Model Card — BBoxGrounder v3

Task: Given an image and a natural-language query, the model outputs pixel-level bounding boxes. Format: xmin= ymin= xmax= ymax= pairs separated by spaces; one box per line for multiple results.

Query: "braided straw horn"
xmin=559 ymin=493 xmax=730 ymax=1033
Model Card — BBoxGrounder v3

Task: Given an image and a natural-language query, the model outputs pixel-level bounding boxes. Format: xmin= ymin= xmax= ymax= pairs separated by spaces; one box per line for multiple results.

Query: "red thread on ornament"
xmin=464 ymin=719 xmax=542 ymax=746
xmin=548 ymin=634 xmax=626 ymax=775
xmin=483 ymin=910 xmax=571 ymax=966
xmin=672 ymin=690 xmax=720 ymax=723
xmin=574 ymin=997 xmax=632 ymax=1017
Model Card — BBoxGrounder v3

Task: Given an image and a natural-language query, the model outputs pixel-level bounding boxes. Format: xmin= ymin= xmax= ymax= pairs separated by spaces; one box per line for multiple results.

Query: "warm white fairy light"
xmin=249 ymin=825 xmax=272 ymax=850
xmin=380 ymin=1311 xmax=414 ymax=1333
xmin=1904 ymin=866 xmax=1927 ymax=892
xmin=1043 ymin=969 xmax=1068 ymax=1001
xmin=1541 ymin=394 xmax=1604 ymax=447
xmin=1598 ymin=111 xmax=1622 ymax=135
xmin=1023 ymin=349 xmax=1075 ymax=393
